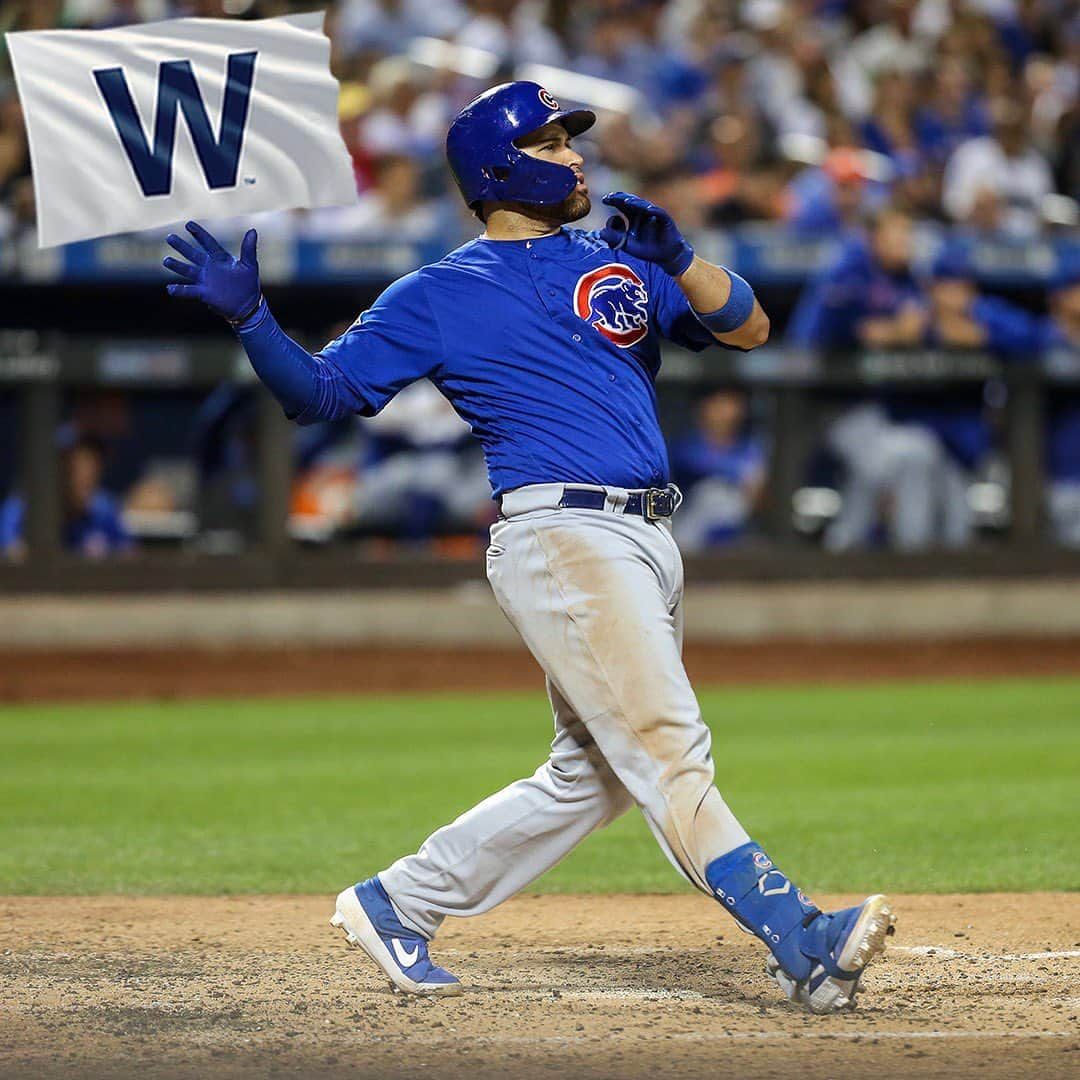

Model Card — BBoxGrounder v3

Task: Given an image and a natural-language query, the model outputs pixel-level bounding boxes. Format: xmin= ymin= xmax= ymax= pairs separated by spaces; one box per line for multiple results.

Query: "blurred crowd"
xmin=787 ymin=210 xmax=1080 ymax=550
xmin=1 ymin=0 xmax=1077 ymax=242
xmin=0 ymin=0 xmax=1078 ymax=557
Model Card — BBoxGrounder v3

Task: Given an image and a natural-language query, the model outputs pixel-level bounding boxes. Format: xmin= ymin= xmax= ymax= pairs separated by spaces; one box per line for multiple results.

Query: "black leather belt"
xmin=558 ymin=485 xmax=681 ymax=521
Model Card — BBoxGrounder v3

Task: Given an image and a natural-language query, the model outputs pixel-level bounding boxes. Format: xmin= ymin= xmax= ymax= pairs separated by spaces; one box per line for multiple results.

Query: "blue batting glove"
xmin=600 ymin=191 xmax=695 ymax=278
xmin=163 ymin=221 xmax=262 ymax=324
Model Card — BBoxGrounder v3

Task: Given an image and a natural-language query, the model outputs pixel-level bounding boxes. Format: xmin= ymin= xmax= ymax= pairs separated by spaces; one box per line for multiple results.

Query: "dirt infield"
xmin=3 ymin=636 xmax=1080 ymax=702
xmin=1 ymin=893 xmax=1076 ymax=1080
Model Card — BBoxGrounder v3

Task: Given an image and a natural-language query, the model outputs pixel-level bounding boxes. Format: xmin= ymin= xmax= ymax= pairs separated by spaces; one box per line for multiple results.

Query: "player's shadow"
xmin=466 ymin=947 xmax=780 ymax=1007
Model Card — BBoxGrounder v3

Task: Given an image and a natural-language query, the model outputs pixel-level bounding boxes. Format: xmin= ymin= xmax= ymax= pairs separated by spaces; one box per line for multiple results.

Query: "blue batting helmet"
xmin=446 ymin=81 xmax=595 ymax=212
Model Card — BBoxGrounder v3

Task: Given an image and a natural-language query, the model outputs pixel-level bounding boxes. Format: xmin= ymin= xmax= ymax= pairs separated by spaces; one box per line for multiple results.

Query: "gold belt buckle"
xmin=644 ymin=487 xmax=671 ymax=521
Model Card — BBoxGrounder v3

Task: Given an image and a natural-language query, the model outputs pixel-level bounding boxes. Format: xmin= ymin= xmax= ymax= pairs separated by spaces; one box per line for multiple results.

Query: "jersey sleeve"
xmin=312 ymin=270 xmax=443 ymax=418
xmin=786 ymin=244 xmax=868 ymax=349
xmin=99 ymin=493 xmax=134 ymax=553
xmin=972 ymin=297 xmax=1040 ymax=357
xmin=645 ymin=263 xmax=722 ymax=352
xmin=0 ymin=495 xmax=24 ymax=552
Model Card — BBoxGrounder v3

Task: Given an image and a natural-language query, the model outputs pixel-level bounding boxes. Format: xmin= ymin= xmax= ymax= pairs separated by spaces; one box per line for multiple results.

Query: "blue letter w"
xmin=94 ymin=51 xmax=257 ymax=197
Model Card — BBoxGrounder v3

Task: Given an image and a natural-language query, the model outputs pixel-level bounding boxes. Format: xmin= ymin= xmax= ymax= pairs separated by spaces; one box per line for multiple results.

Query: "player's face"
xmin=871 ymin=213 xmax=912 ymax=273
xmin=930 ymin=278 xmax=975 ymax=315
xmin=63 ymin=444 xmax=102 ymax=514
xmin=516 ymin=122 xmax=591 ymax=223
xmin=1053 ymin=283 xmax=1080 ymax=345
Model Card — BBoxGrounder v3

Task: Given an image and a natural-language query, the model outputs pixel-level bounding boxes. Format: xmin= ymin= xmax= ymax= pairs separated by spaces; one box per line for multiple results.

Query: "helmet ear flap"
xmin=481 ymin=165 xmax=512 ymax=182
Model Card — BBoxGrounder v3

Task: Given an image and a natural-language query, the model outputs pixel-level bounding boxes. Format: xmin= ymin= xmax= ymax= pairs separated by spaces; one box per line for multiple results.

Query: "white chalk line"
xmin=419 ymin=1031 xmax=1075 ymax=1046
xmin=892 ymin=947 xmax=1080 ymax=961
xmin=552 ymin=988 xmax=705 ymax=1001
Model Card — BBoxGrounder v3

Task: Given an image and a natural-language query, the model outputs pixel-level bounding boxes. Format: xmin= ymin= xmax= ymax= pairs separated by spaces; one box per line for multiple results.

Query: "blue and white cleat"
xmin=766 ymin=894 xmax=896 ymax=1013
xmin=330 ymin=877 xmax=462 ymax=997
xmin=706 ymin=843 xmax=895 ymax=1015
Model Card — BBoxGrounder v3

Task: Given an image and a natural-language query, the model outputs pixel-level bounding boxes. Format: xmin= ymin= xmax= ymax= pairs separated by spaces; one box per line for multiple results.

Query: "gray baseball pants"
xmin=825 ymin=403 xmax=972 ymax=551
xmin=378 ymin=484 xmax=750 ymax=939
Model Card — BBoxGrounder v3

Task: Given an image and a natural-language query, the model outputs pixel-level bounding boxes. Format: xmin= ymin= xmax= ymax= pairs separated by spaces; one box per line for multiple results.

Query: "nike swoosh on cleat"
xmin=391 ymin=938 xmax=419 ymax=967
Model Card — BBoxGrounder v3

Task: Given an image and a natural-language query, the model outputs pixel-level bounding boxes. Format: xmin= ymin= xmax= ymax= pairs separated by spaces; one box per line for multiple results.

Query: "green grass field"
xmin=2 ymin=678 xmax=1077 ymax=895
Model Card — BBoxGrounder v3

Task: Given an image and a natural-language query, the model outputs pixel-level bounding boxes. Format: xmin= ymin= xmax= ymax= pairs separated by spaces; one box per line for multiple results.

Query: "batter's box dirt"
xmin=0 ymin=894 xmax=1076 ymax=1080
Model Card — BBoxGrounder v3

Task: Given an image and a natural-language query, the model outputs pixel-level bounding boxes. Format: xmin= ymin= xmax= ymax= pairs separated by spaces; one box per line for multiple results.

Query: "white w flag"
xmin=7 ymin=12 xmax=358 ymax=248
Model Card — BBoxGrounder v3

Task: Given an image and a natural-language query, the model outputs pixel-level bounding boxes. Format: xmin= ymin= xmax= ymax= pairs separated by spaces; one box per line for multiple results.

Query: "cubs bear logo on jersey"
xmin=573 ymin=264 xmax=650 ymax=349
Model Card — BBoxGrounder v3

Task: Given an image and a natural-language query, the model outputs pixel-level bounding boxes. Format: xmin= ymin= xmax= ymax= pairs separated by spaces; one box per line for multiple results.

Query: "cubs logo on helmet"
xmin=538 ymin=87 xmax=559 ymax=110
xmin=574 ymin=264 xmax=650 ymax=349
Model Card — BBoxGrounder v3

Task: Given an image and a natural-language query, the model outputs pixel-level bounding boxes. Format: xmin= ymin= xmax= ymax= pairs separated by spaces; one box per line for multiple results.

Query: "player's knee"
xmin=600 ymin=783 xmax=636 ymax=825
xmin=891 ymin=429 xmax=942 ymax=473
xmin=544 ymin=753 xmax=595 ymax=790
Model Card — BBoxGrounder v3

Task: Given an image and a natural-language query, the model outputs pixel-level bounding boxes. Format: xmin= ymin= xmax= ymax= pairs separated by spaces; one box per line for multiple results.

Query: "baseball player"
xmin=164 ymin=82 xmax=894 ymax=1013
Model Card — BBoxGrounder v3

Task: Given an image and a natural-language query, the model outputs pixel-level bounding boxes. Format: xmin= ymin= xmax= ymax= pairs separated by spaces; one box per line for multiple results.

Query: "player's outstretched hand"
xmin=600 ymin=191 xmax=695 ymax=278
xmin=163 ymin=221 xmax=263 ymax=324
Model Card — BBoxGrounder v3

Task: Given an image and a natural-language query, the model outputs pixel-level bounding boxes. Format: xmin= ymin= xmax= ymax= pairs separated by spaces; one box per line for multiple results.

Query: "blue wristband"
xmin=231 ymin=295 xmax=268 ymax=332
xmin=693 ymin=271 xmax=755 ymax=334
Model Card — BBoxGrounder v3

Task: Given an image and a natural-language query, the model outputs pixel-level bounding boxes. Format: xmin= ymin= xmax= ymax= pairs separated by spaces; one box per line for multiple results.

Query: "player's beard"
xmin=556 ymin=189 xmax=592 ymax=223
xmin=506 ymin=190 xmax=591 ymax=226
xmin=481 ymin=189 xmax=591 ymax=230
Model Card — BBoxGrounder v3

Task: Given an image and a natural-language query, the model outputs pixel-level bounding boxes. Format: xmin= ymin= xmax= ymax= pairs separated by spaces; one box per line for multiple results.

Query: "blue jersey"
xmin=972 ymin=296 xmax=1040 ymax=356
xmin=670 ymin=431 xmax=765 ymax=491
xmin=892 ymin=295 xmax=1041 ymax=469
xmin=1038 ymin=317 xmax=1080 ymax=483
xmin=300 ymin=228 xmax=718 ymax=496
xmin=0 ymin=492 xmax=132 ymax=556
xmin=786 ymin=237 xmax=924 ymax=350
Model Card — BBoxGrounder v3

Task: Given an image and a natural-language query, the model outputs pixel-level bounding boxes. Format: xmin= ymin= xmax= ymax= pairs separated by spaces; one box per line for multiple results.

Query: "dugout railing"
xmin=2 ymin=328 xmax=1079 ymax=593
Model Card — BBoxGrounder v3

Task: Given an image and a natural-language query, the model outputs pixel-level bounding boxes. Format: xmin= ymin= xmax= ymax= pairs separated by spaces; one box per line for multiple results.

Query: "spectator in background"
xmin=351 ymin=380 xmax=491 ymax=544
xmin=744 ymin=0 xmax=813 ymax=134
xmin=190 ymin=384 xmax=260 ymax=538
xmin=894 ymin=248 xmax=1080 ymax=549
xmin=350 ymin=55 xmax=448 ymax=165
xmin=914 ymin=56 xmax=990 ymax=165
xmin=1040 ymin=259 xmax=1080 ymax=546
xmin=0 ymin=91 xmax=29 ymax=242
xmin=831 ymin=0 xmax=932 ymax=120
xmin=1024 ymin=48 xmax=1077 ymax=184
xmin=694 ymin=111 xmax=783 ymax=226
xmin=303 ymin=151 xmax=448 ymax=241
xmin=574 ymin=4 xmax=650 ymax=94
xmin=859 ymin=67 xmax=943 ymax=219
xmin=776 ymin=48 xmax=846 ymax=141
xmin=2 ymin=0 xmax=1077 ymax=552
xmin=789 ymin=207 xmax=967 ymax=550
xmin=670 ymin=389 xmax=766 ymax=551
xmin=942 ymin=96 xmax=1055 ymax=235
xmin=334 ymin=0 xmax=466 ymax=58
xmin=0 ymin=436 xmax=133 ymax=560
xmin=1045 ymin=20 xmax=1079 ymax=199
xmin=620 ymin=0 xmax=708 ymax=116
xmin=923 ymin=245 xmax=1036 ymax=356
xmin=571 ymin=0 xmax=707 ymax=130
xmin=454 ymin=0 xmax=565 ymax=68
xmin=788 ymin=206 xmax=926 ymax=351
xmin=860 ymin=68 xmax=923 ymax=179
xmin=191 ymin=383 xmax=354 ymax=542
xmin=883 ymin=245 xmax=1039 ymax=549
xmin=784 ymin=146 xmax=878 ymax=237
